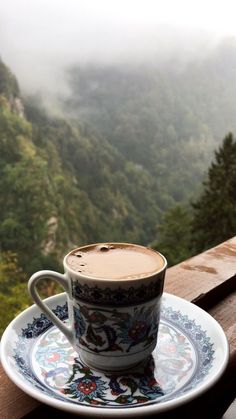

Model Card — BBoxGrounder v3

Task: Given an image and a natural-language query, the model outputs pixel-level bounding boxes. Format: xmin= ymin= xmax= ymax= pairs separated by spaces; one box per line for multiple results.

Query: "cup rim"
xmin=63 ymin=242 xmax=167 ymax=282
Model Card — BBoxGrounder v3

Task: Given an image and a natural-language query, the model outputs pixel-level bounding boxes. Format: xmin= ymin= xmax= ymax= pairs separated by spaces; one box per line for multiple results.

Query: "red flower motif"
xmin=77 ymin=380 xmax=97 ymax=395
xmin=128 ymin=321 xmax=147 ymax=342
xmin=69 ymin=375 xmax=107 ymax=401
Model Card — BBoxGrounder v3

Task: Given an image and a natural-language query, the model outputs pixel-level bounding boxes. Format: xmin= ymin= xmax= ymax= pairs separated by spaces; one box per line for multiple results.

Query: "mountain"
xmin=0 ymin=59 xmax=164 ymax=278
xmin=63 ymin=40 xmax=236 ymax=203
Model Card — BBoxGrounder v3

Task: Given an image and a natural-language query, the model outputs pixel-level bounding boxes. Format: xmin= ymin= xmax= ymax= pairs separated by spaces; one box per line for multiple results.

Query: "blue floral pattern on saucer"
xmin=12 ymin=299 xmax=215 ymax=408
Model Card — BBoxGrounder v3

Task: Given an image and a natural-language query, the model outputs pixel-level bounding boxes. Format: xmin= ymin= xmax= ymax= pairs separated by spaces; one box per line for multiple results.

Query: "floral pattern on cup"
xmin=72 ymin=277 xmax=164 ymax=306
xmin=73 ymin=302 xmax=158 ymax=354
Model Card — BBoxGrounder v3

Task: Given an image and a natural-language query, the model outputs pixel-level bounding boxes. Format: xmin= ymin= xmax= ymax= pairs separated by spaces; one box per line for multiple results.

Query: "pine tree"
xmin=192 ymin=133 xmax=236 ymax=251
xmin=151 ymin=204 xmax=193 ymax=266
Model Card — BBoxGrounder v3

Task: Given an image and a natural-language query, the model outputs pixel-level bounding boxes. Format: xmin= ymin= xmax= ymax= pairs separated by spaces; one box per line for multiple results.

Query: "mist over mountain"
xmin=0 ymin=30 xmax=220 ymax=100
xmin=50 ymin=38 xmax=235 ymax=209
xmin=0 ymin=0 xmax=230 ymax=96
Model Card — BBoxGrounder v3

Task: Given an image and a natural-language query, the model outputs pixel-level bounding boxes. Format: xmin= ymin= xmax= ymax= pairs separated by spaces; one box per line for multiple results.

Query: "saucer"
xmin=1 ymin=293 xmax=229 ymax=417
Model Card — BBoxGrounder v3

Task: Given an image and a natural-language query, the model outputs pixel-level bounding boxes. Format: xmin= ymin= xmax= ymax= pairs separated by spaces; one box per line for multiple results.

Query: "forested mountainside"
xmin=0 ymin=59 xmax=164 ymax=279
xmin=64 ymin=40 xmax=236 ymax=203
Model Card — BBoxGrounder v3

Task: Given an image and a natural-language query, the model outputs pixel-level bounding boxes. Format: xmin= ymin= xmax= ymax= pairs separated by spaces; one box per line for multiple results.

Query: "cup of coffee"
xmin=28 ymin=243 xmax=167 ymax=371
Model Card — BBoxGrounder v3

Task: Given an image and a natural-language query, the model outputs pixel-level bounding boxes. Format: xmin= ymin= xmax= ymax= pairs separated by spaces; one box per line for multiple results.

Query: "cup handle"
xmin=28 ymin=270 xmax=74 ymax=342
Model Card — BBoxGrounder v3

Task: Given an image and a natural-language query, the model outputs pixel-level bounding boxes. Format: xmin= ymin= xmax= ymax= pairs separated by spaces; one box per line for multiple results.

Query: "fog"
xmin=1 ymin=0 xmax=236 ymax=95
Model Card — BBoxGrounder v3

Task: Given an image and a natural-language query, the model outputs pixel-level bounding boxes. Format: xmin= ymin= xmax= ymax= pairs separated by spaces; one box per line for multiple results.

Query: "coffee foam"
xmin=66 ymin=243 xmax=165 ymax=280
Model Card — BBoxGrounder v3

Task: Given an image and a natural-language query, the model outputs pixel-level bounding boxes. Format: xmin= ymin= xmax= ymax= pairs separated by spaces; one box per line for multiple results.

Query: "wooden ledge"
xmin=165 ymin=236 xmax=236 ymax=308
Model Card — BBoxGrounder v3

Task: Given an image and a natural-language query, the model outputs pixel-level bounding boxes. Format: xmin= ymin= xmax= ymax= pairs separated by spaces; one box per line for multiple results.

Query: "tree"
xmin=151 ymin=204 xmax=193 ymax=266
xmin=0 ymin=59 xmax=19 ymax=97
xmin=0 ymin=252 xmax=30 ymax=335
xmin=192 ymin=132 xmax=236 ymax=251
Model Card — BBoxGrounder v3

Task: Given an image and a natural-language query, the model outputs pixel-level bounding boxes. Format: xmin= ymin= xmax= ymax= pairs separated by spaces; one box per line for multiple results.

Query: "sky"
xmin=1 ymin=0 xmax=236 ymax=93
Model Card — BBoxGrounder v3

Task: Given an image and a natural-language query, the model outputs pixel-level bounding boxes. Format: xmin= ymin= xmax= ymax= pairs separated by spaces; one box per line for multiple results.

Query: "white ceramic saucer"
xmin=1 ymin=293 xmax=229 ymax=418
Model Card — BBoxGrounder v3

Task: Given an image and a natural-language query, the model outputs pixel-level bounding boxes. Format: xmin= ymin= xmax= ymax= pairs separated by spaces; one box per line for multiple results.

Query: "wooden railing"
xmin=1 ymin=237 xmax=236 ymax=418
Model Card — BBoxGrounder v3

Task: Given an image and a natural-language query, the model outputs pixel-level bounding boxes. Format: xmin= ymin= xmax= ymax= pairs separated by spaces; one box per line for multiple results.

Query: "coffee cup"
xmin=28 ymin=243 xmax=167 ymax=371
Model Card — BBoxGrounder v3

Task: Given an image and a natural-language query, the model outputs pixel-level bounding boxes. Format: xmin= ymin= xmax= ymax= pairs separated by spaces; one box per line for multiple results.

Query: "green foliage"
xmin=152 ymin=133 xmax=236 ymax=263
xmin=151 ymin=204 xmax=193 ymax=266
xmin=0 ymin=59 xmax=19 ymax=97
xmin=25 ymin=101 xmax=162 ymax=245
xmin=0 ymin=252 xmax=30 ymax=335
xmin=65 ymin=61 xmax=226 ymax=204
xmin=0 ymin=151 xmax=61 ymax=272
xmin=192 ymin=133 xmax=236 ymax=251
xmin=0 ymin=95 xmax=31 ymax=165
